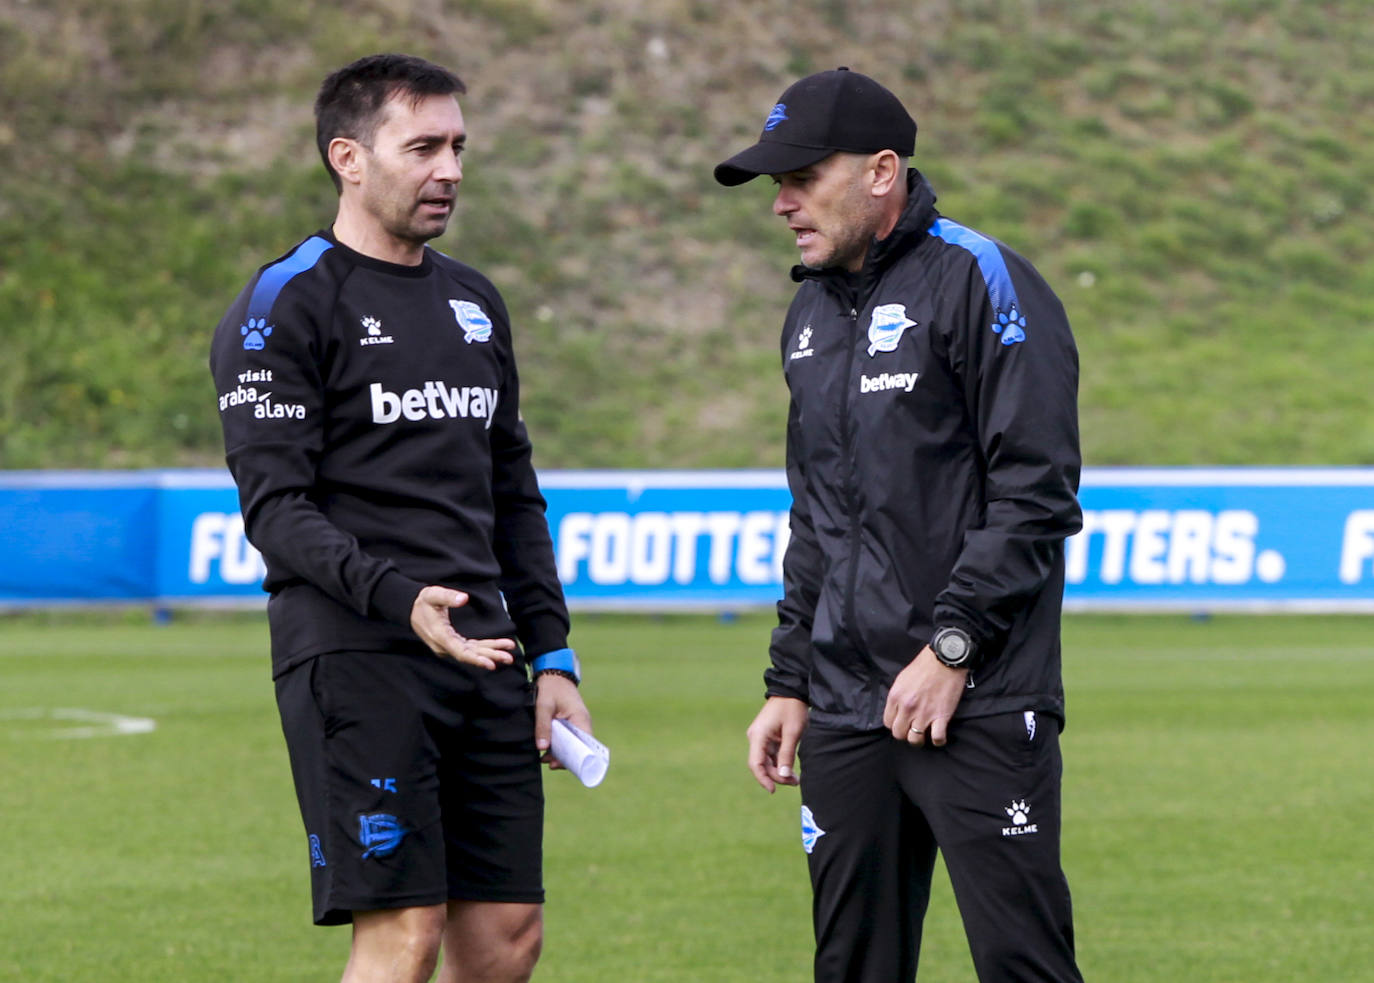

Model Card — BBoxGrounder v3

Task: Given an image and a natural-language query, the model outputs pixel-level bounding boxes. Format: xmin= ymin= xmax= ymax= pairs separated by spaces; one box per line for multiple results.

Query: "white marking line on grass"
xmin=0 ymin=707 xmax=157 ymax=739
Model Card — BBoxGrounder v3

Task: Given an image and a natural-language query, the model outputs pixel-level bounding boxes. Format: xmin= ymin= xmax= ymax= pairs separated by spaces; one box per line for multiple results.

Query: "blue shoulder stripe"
xmin=928 ymin=218 xmax=1018 ymax=315
xmin=247 ymin=236 xmax=333 ymax=318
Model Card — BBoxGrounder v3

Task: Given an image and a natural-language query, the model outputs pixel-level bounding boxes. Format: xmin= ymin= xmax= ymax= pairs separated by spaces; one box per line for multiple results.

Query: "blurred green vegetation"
xmin=1 ymin=0 xmax=1371 ymax=469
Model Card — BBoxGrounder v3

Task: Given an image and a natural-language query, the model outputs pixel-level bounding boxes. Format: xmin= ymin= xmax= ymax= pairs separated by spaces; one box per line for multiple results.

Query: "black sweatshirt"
xmin=768 ymin=172 xmax=1082 ymax=730
xmin=210 ymin=230 xmax=569 ymax=677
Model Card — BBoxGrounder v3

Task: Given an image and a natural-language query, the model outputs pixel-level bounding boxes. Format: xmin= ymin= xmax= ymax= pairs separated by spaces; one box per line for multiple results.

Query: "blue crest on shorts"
xmin=765 ymin=103 xmax=789 ymax=131
xmin=359 ymin=813 xmax=407 ymax=859
xmin=801 ymin=805 xmax=826 ymax=855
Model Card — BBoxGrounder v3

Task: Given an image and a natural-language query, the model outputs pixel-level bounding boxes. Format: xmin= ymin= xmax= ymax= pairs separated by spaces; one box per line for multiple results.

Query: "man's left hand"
xmin=534 ymin=673 xmax=593 ymax=770
xmin=882 ymin=645 xmax=967 ymax=746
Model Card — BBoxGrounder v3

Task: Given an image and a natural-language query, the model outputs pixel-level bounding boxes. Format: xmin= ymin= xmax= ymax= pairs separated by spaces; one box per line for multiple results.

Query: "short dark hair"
xmin=314 ymin=53 xmax=466 ymax=192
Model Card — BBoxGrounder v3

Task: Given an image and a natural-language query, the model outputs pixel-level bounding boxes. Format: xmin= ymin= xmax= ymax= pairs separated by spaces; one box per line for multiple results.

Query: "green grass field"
xmin=2 ymin=612 xmax=1371 ymax=982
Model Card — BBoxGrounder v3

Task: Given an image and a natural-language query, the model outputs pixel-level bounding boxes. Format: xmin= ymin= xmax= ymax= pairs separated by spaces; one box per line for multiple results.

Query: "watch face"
xmin=936 ymin=630 xmax=970 ymax=665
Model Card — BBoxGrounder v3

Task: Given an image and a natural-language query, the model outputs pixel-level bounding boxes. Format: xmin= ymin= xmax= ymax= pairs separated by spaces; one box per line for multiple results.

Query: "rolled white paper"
xmin=550 ymin=719 xmax=610 ymax=788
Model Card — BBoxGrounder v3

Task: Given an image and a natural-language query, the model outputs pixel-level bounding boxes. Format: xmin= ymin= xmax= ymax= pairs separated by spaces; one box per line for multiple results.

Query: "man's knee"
xmin=348 ymin=904 xmax=447 ymax=982
xmin=392 ymin=905 xmax=449 ymax=966
xmin=440 ymin=902 xmax=543 ymax=983
xmin=499 ymin=907 xmax=543 ymax=981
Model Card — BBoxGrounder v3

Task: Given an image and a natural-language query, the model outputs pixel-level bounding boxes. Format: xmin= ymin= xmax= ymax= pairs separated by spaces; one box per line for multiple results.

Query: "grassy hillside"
xmin=2 ymin=0 xmax=1371 ymax=469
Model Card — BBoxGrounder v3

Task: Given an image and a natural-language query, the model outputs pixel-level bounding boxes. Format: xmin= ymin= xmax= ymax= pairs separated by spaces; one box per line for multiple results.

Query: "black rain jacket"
xmin=767 ymin=171 xmax=1082 ymax=731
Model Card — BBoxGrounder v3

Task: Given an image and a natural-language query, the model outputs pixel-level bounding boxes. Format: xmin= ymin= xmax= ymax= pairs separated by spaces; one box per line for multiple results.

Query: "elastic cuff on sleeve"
xmin=931 ymin=605 xmax=991 ymax=650
xmin=764 ymin=683 xmax=809 ymax=703
xmin=369 ymin=570 xmax=428 ymax=628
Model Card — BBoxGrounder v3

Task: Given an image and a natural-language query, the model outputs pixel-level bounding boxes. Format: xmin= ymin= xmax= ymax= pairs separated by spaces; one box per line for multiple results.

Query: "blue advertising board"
xmin=1070 ymin=469 xmax=1374 ymax=611
xmin=0 ymin=472 xmax=159 ymax=602
xmin=543 ymin=471 xmax=791 ymax=608
xmin=1 ymin=468 xmax=1372 ymax=611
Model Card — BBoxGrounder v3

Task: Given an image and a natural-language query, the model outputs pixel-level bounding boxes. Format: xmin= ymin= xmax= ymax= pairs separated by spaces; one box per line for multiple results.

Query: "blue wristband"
xmin=531 ymin=648 xmax=580 ymax=684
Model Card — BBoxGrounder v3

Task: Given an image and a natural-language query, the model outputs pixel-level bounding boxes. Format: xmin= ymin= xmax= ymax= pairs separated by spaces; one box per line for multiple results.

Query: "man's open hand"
xmin=409 ymin=586 xmax=515 ymax=670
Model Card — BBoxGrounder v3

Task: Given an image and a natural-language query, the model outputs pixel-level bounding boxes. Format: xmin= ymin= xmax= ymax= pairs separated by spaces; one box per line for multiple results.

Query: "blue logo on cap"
xmin=765 ymin=103 xmax=789 ymax=131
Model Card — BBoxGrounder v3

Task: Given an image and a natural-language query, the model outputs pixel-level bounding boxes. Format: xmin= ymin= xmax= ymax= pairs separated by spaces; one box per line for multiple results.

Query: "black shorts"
xmin=800 ymin=712 xmax=1082 ymax=983
xmin=274 ymin=648 xmax=544 ymax=926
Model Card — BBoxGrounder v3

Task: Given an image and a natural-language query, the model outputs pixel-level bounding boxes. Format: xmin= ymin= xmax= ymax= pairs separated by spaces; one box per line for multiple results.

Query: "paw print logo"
xmin=1005 ymin=799 xmax=1031 ymax=825
xmin=992 ymin=307 xmax=1026 ymax=346
xmin=797 ymin=325 xmax=812 ymax=350
xmin=362 ymin=316 xmax=382 ymax=336
xmin=241 ymin=316 xmax=273 ymax=351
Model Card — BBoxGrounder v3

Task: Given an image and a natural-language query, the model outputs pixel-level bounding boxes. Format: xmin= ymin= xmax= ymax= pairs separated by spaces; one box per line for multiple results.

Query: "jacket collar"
xmin=791 ymin=169 xmax=940 ymax=304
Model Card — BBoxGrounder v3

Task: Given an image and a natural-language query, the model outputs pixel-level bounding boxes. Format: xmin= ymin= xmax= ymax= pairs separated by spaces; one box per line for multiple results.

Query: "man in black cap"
xmin=719 ymin=68 xmax=1086 ymax=982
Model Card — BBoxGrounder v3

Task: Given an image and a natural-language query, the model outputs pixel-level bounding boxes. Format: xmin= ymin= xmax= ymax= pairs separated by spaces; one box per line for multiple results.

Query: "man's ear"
xmin=329 ymin=137 xmax=365 ymax=188
xmin=869 ymin=150 xmax=902 ymax=198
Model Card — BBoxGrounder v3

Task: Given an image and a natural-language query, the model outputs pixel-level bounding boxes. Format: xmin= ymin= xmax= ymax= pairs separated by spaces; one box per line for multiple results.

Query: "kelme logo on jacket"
xmin=370 ymin=382 xmax=498 ymax=429
xmin=449 ymin=299 xmax=493 ymax=344
xmin=992 ymin=307 xmax=1027 ymax=345
xmin=866 ymin=303 xmax=917 ymax=356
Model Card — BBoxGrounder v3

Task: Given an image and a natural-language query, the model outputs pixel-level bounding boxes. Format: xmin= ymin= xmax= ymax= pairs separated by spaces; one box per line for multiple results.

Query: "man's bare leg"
xmin=437 ymin=901 xmax=543 ymax=983
xmin=342 ymin=904 xmax=447 ymax=983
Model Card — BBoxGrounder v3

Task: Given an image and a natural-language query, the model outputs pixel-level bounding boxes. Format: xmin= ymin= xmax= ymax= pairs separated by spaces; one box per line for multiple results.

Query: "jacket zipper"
xmin=841 ymin=305 xmax=862 ymax=647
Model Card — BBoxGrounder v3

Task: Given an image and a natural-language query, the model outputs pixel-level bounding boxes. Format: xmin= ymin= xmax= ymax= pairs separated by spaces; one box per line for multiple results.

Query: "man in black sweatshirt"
xmin=210 ymin=53 xmax=590 ymax=983
xmin=717 ymin=69 xmax=1085 ymax=982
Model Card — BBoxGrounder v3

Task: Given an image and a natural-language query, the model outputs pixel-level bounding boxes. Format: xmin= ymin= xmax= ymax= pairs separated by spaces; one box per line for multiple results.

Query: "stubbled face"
xmin=771 ymin=153 xmax=882 ymax=272
xmin=357 ymin=92 xmax=466 ymax=250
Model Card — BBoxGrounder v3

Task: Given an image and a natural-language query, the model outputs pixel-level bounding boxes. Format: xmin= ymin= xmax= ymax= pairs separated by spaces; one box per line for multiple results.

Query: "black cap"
xmin=714 ymin=67 xmax=916 ymax=186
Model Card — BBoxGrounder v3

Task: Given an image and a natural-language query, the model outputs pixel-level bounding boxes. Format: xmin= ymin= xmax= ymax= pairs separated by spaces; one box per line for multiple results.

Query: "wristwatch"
xmin=930 ymin=626 xmax=978 ymax=670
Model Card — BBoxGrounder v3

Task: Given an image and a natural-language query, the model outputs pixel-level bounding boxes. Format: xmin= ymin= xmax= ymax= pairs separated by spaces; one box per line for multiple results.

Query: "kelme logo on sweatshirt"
xmin=369 ymin=381 xmax=498 ymax=429
xmin=241 ymin=316 xmax=273 ymax=351
xmin=359 ymin=315 xmax=394 ymax=346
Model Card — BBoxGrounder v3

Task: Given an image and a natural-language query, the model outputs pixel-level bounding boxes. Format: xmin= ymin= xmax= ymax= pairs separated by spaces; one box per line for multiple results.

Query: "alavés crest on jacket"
xmin=866 ymin=303 xmax=917 ymax=357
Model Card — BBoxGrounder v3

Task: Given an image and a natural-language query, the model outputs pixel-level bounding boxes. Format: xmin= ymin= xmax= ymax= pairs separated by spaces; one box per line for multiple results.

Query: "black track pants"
xmin=799 ymin=713 xmax=1083 ymax=983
